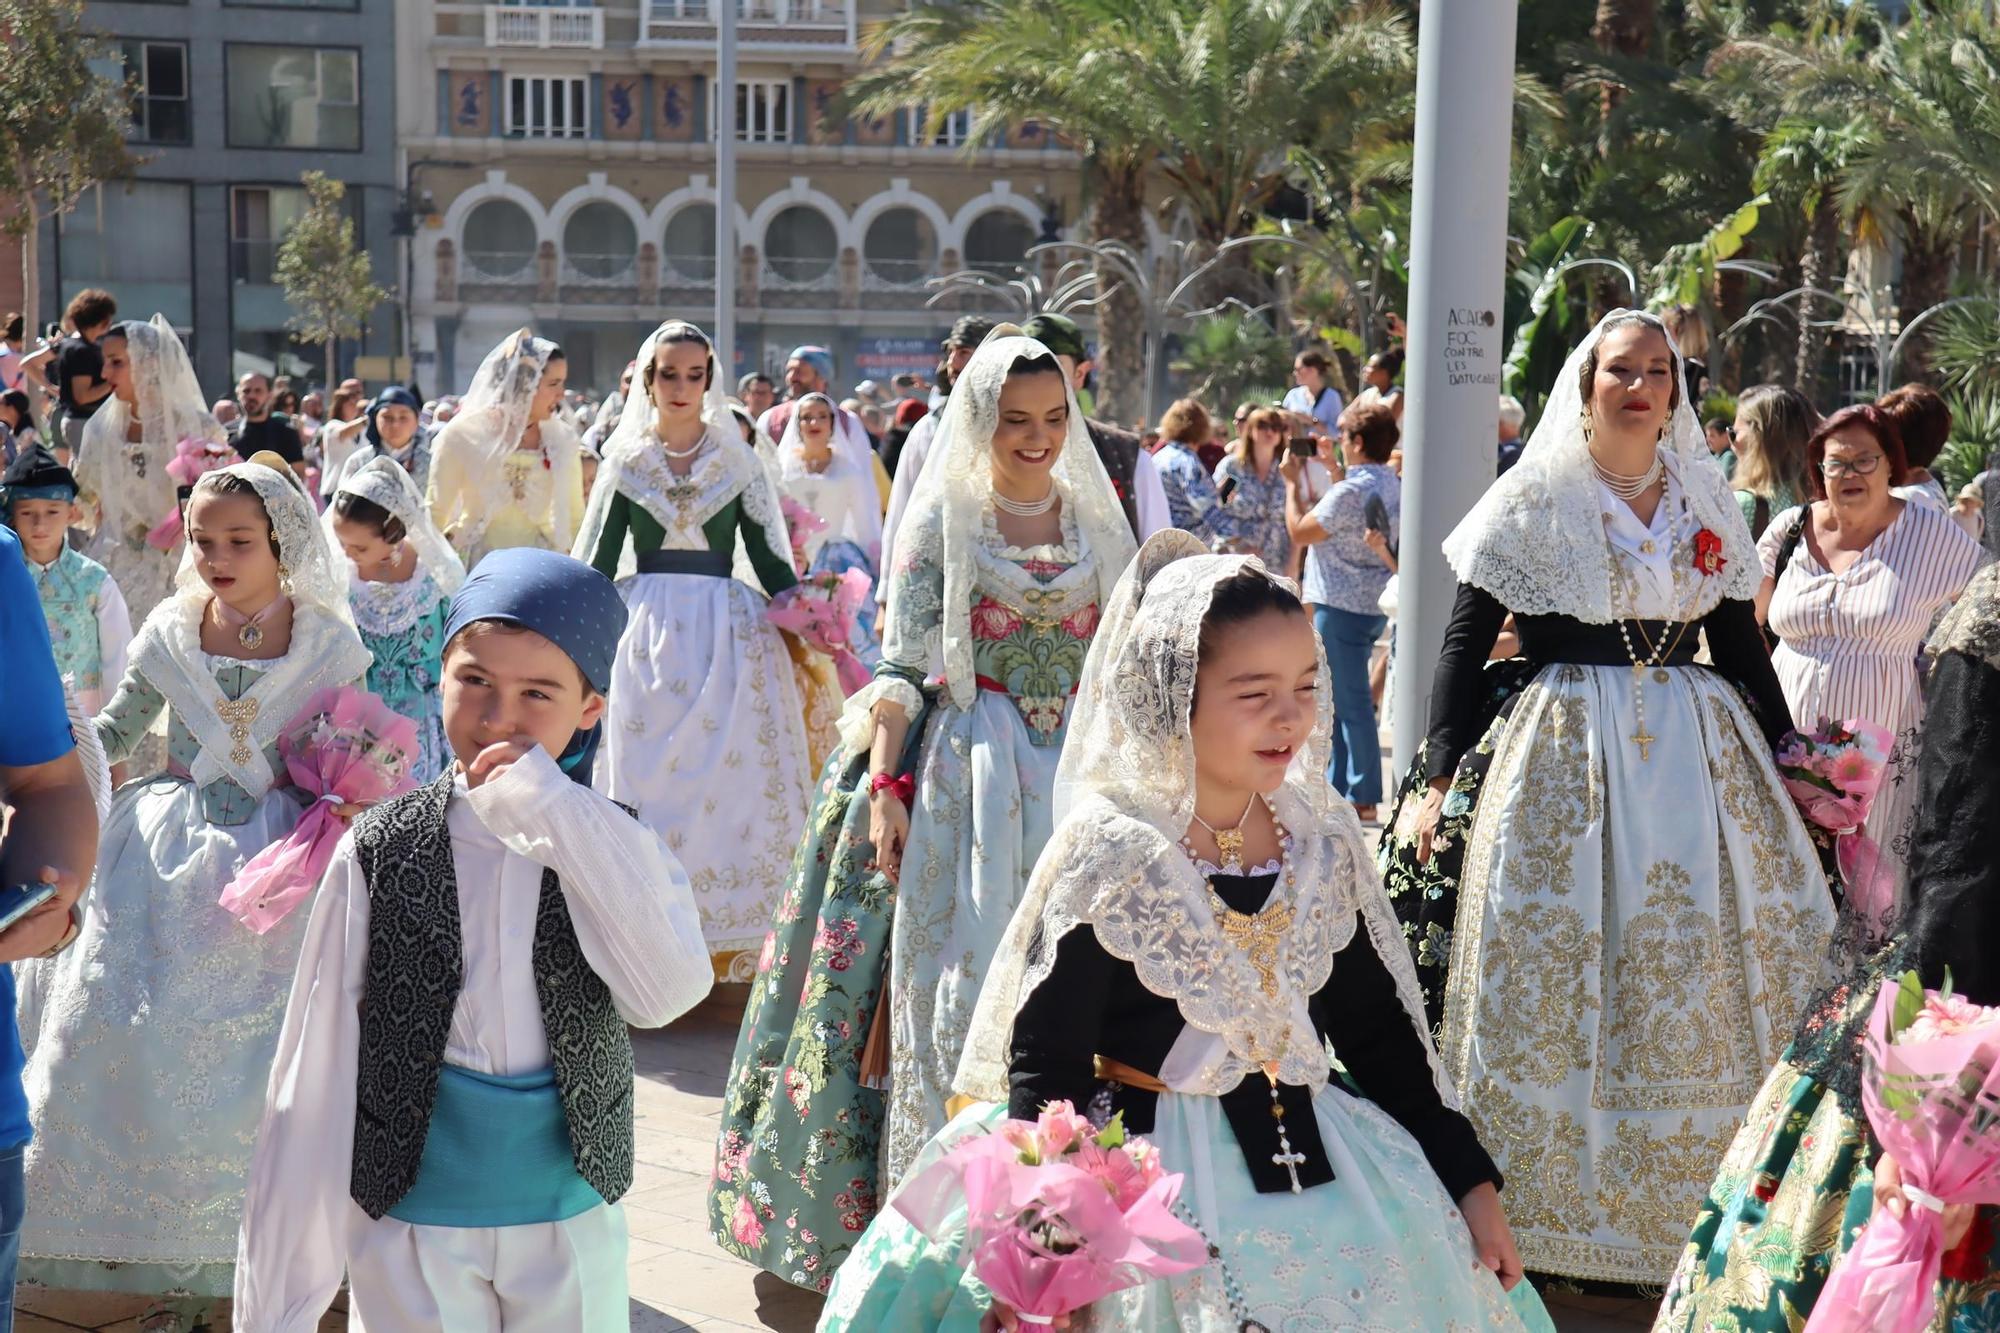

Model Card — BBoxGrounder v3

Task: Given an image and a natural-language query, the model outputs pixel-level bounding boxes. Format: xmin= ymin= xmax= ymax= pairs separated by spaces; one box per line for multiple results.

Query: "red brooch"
xmin=1693 ymin=528 xmax=1727 ymax=577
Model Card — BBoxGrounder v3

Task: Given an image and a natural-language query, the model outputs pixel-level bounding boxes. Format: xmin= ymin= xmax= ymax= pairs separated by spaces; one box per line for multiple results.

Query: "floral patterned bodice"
xmin=965 ymin=542 xmax=1096 ymax=745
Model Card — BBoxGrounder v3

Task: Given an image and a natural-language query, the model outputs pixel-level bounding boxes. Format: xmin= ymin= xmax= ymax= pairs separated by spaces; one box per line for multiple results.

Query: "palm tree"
xmin=843 ymin=0 xmax=1411 ymax=421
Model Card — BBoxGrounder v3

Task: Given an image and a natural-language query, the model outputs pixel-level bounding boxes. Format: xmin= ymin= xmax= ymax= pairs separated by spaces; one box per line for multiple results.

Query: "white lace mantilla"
xmin=1442 ymin=310 xmax=1759 ymax=623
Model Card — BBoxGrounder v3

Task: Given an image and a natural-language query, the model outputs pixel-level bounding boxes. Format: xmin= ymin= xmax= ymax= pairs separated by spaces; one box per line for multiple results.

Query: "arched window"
xmin=562 ymin=201 xmax=638 ymax=281
xmin=460 ymin=198 xmax=538 ymax=283
xmin=764 ymin=204 xmax=838 ymax=287
xmin=862 ymin=207 xmax=937 ymax=288
xmin=662 ymin=203 xmax=717 ymax=281
xmin=963 ymin=210 xmax=1035 ymax=276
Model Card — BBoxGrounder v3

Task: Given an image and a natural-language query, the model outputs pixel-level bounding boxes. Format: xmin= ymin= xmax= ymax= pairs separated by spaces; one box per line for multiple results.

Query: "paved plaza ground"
xmin=22 ymin=985 xmax=1657 ymax=1333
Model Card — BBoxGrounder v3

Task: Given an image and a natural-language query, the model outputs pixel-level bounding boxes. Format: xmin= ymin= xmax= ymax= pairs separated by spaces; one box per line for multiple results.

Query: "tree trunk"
xmin=16 ymin=174 xmax=40 ymax=344
xmin=325 ymin=335 xmax=337 ymax=397
xmin=1091 ymin=160 xmax=1149 ymax=427
xmin=1591 ymin=0 xmax=1656 ymax=126
xmin=1894 ymin=213 xmax=1956 ymax=384
xmin=1793 ymin=198 xmax=1839 ymax=400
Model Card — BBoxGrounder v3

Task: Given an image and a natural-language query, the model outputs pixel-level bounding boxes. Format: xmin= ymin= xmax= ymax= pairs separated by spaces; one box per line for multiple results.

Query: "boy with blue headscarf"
xmin=1 ymin=444 xmax=132 ymax=719
xmin=236 ymin=547 xmax=712 ymax=1331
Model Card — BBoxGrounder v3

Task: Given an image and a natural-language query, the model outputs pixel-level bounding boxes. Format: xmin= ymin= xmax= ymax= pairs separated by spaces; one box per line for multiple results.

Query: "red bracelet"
xmin=869 ymin=771 xmax=915 ymax=806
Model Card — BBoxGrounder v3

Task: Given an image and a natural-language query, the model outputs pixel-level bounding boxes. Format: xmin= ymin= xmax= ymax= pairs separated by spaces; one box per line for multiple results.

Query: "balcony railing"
xmin=561 ymin=252 xmax=639 ymax=288
xmin=461 ymin=249 xmax=539 ymax=286
xmin=762 ymin=256 xmax=839 ymax=293
xmin=486 ymin=5 xmax=606 ymax=50
xmin=641 ymin=0 xmax=853 ymax=49
xmin=860 ymin=258 xmax=929 ymax=291
xmin=661 ymin=253 xmax=718 ymax=285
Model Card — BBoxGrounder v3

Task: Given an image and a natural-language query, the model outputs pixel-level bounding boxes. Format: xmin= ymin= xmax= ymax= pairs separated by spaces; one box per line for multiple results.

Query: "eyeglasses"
xmin=1252 ymin=421 xmax=1279 ymax=433
xmin=1820 ymin=454 xmax=1884 ymax=478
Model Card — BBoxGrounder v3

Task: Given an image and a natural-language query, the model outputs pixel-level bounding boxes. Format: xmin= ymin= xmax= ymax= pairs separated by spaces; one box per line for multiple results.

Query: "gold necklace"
xmin=1189 ymin=792 xmax=1258 ymax=873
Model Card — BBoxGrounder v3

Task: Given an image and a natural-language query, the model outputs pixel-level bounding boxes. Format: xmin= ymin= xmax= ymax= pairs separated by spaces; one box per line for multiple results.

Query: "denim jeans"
xmin=0 ymin=1141 xmax=22 ymax=1332
xmin=1314 ymin=604 xmax=1387 ymax=806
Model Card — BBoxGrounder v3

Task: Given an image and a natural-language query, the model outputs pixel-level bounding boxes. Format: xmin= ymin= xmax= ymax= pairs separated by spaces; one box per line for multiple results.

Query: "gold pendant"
xmin=1653 ymin=667 xmax=1670 ymax=684
xmin=1213 ymin=826 xmax=1246 ymax=870
xmin=238 ymin=622 xmax=264 ymax=651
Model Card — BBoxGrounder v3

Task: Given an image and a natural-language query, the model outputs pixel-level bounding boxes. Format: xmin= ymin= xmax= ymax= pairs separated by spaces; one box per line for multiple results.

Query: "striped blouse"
xmin=1760 ymin=500 xmax=1985 ymax=737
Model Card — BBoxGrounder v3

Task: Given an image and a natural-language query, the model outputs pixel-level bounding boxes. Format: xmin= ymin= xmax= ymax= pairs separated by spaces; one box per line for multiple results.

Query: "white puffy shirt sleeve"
xmin=464 ymin=745 xmax=712 ymax=1027
xmin=1132 ymin=449 xmax=1171 ymax=540
xmin=234 ymin=833 xmax=369 ymax=1333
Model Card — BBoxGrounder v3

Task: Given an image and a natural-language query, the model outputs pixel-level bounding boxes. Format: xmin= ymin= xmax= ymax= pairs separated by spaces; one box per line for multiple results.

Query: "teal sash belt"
xmin=385 ymin=1065 xmax=604 ymax=1228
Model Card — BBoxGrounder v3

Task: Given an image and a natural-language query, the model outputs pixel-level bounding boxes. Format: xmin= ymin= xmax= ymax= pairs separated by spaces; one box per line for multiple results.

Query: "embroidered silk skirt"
xmin=596 ymin=568 xmax=814 ymax=982
xmin=820 ymin=1095 xmax=1556 ymax=1332
xmin=1439 ymin=661 xmax=1836 ymax=1286
xmin=15 ymin=776 xmax=308 ymax=1295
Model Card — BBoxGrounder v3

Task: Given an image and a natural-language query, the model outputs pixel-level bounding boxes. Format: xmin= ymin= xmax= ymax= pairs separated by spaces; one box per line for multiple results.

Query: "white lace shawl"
xmin=325 ymin=455 xmax=467 ymax=597
xmin=861 ymin=329 xmax=1134 ymax=719
xmin=1441 ymin=309 xmax=1759 ymax=623
xmin=570 ymin=321 xmax=793 ymax=594
xmin=955 ymin=532 xmax=1449 ymax=1106
xmin=775 ymin=392 xmax=884 ymax=564
xmin=76 ymin=314 xmax=228 ymax=546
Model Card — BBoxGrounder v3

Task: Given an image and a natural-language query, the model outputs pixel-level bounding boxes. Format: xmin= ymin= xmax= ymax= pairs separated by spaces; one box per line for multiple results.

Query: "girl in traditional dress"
xmin=73 ymin=314 xmax=228 ymax=628
xmin=1656 ymin=560 xmax=2000 ymax=1332
xmin=819 ymin=531 xmax=1555 ymax=1332
xmin=707 ymin=329 xmax=1134 ymax=1290
xmin=327 ymin=456 xmax=465 ymax=784
xmin=15 ymin=458 xmax=369 ymax=1331
xmin=1406 ymin=310 xmax=1835 ymax=1288
xmin=574 ymin=320 xmax=814 ymax=982
xmin=426 ymin=330 xmax=583 ymax=567
xmin=775 ymin=390 xmax=885 ymax=655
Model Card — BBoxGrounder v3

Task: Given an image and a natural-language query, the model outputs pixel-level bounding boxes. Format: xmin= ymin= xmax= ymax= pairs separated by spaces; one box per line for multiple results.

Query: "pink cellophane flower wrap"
xmin=146 ymin=436 xmax=241 ymax=550
xmin=1805 ymin=974 xmax=2000 ymax=1333
xmin=1777 ymin=719 xmax=1897 ymax=932
xmin=779 ymin=496 xmax=828 ymax=576
xmin=767 ymin=568 xmax=875 ymax=696
xmin=892 ymin=1102 xmax=1207 ymax=1324
xmin=218 ymin=687 xmax=419 ymax=934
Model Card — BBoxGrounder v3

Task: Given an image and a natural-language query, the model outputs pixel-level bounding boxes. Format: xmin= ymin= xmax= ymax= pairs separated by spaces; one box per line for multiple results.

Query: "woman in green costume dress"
xmin=1655 ymin=561 xmax=2000 ymax=1331
xmin=573 ymin=320 xmax=814 ymax=981
xmin=707 ymin=328 xmax=1134 ymax=1291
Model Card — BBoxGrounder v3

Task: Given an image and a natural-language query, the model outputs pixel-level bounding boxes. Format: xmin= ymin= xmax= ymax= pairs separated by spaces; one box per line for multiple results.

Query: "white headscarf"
xmin=431 ymin=329 xmax=582 ymax=550
xmin=129 ymin=461 xmax=370 ymax=800
xmin=775 ymin=391 xmax=884 ymax=563
xmin=77 ymin=314 xmax=227 ymax=546
xmin=570 ymin=320 xmax=793 ymax=593
xmin=326 ymin=454 xmax=467 ymax=596
xmin=1441 ymin=309 xmax=1759 ymax=622
xmin=889 ymin=327 xmax=1135 ymax=715
xmin=955 ymin=531 xmax=1446 ymax=1105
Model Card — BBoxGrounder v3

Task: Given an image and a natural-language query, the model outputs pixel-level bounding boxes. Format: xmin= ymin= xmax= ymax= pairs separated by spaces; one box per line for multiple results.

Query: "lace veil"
xmin=326 ymin=455 xmax=468 ymax=596
xmin=570 ymin=321 xmax=793 ymax=592
xmin=775 ymin=392 xmax=884 ymax=560
xmin=1441 ymin=309 xmax=1759 ymax=622
xmin=955 ymin=531 xmax=1450 ymax=1107
xmin=130 ymin=460 xmax=370 ymax=799
xmin=889 ymin=329 xmax=1134 ymax=715
xmin=78 ymin=314 xmax=227 ymax=544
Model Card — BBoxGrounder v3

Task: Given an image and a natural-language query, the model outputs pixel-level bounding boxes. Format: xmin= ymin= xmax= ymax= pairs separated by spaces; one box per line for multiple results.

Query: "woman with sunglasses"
xmin=1757 ymin=403 xmax=1982 ymax=955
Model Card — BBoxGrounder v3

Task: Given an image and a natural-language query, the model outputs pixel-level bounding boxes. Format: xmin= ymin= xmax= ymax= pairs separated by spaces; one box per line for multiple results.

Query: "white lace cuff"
xmin=835 ymin=675 xmax=925 ymax=756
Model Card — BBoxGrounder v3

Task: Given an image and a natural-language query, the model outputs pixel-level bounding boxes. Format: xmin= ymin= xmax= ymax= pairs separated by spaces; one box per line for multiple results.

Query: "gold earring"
xmin=278 ymin=562 xmax=294 ymax=596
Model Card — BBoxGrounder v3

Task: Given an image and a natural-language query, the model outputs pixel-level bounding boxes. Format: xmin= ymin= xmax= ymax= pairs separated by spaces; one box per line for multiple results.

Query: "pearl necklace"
xmin=1591 ymin=450 xmax=1664 ymax=500
xmin=992 ymin=487 xmax=1057 ymax=517
xmin=660 ymin=437 xmax=705 ymax=461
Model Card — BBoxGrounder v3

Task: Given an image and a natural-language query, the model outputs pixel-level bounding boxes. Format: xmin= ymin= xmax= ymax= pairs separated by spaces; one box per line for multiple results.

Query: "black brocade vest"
xmin=1087 ymin=417 xmax=1142 ymax=538
xmin=347 ymin=774 xmax=636 ymax=1218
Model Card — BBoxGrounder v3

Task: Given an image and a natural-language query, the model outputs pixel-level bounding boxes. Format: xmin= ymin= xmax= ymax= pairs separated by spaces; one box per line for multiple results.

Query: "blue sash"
xmin=385 ymin=1065 xmax=604 ymax=1228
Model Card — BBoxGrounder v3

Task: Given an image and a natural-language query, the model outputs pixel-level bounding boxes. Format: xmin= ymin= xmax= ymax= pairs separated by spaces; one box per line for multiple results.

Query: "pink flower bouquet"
xmin=768 ymin=568 xmax=875 ymax=696
xmin=780 ymin=495 xmax=827 ymax=576
xmin=1805 ymin=973 xmax=2000 ymax=1333
xmin=218 ymin=687 xmax=419 ymax=934
xmin=891 ymin=1102 xmax=1207 ymax=1325
xmin=146 ymin=436 xmax=242 ymax=550
xmin=1777 ymin=719 xmax=1896 ymax=927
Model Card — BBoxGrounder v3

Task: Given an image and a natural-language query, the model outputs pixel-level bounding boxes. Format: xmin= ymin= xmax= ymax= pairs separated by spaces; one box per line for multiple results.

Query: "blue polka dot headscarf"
xmin=443 ymin=548 xmax=628 ymax=781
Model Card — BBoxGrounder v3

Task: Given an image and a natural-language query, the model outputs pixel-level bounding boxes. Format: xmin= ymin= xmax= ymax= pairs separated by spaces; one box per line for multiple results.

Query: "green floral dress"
xmin=708 ymin=504 xmax=1100 ymax=1292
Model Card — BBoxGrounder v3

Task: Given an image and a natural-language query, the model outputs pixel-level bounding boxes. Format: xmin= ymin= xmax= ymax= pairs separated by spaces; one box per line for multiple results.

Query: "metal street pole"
xmin=714 ymin=0 xmax=738 ymax=380
xmin=1391 ymin=0 xmax=1519 ymax=769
